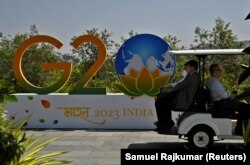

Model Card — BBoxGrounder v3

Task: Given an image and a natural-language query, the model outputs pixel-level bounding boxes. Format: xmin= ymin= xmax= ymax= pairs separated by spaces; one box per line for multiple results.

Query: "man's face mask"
xmin=182 ymin=69 xmax=187 ymax=77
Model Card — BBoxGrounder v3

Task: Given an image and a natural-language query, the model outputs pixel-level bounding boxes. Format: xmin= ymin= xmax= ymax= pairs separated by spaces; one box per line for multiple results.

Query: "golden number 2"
xmin=70 ymin=35 xmax=107 ymax=94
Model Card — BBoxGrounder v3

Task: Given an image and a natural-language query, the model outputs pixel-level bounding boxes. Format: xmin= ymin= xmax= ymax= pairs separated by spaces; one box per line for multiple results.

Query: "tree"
xmin=191 ymin=18 xmax=243 ymax=49
xmin=163 ymin=34 xmax=184 ymax=50
xmin=120 ymin=30 xmax=138 ymax=43
xmin=190 ymin=18 xmax=245 ymax=92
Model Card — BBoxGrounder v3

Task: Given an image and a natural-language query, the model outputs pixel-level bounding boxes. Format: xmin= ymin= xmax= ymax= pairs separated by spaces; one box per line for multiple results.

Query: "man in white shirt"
xmin=207 ymin=64 xmax=250 ymax=135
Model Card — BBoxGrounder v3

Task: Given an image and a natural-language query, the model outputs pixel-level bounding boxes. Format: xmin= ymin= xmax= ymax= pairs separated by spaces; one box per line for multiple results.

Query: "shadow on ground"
xmin=127 ymin=142 xmax=245 ymax=150
xmin=23 ymin=128 xmax=154 ymax=132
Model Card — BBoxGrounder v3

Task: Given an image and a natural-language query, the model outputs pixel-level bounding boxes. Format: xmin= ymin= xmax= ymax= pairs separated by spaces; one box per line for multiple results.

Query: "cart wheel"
xmin=188 ymin=125 xmax=214 ymax=148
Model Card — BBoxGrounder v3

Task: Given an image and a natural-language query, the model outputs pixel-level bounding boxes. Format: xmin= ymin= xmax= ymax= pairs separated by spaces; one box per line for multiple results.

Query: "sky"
xmin=1 ymin=0 xmax=250 ymax=52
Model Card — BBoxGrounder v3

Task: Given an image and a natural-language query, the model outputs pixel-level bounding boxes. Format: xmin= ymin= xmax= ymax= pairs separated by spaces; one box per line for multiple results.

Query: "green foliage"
xmin=120 ymin=30 xmax=138 ymax=44
xmin=0 ymin=130 xmax=25 ymax=165
xmin=0 ymin=79 xmax=15 ymax=102
xmin=12 ymin=134 xmax=70 ymax=165
xmin=191 ymin=18 xmax=243 ymax=49
xmin=0 ymin=103 xmax=70 ymax=164
xmin=242 ymin=120 xmax=250 ymax=147
xmin=0 ymin=102 xmax=25 ymax=165
xmin=163 ymin=34 xmax=184 ymax=50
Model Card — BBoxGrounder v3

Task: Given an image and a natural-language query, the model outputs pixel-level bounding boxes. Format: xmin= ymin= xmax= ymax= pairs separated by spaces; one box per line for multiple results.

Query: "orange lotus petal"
xmin=129 ymin=68 xmax=138 ymax=78
xmin=136 ymin=68 xmax=153 ymax=94
xmin=147 ymin=75 xmax=171 ymax=96
xmin=152 ymin=69 xmax=160 ymax=78
xmin=41 ymin=100 xmax=51 ymax=109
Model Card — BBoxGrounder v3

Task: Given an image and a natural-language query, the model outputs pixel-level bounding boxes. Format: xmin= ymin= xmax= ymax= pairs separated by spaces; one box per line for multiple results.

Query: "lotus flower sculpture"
xmin=114 ymin=67 xmax=170 ymax=97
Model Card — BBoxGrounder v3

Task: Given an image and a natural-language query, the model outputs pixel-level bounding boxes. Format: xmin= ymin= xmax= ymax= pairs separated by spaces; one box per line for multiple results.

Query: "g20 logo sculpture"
xmin=13 ymin=34 xmax=176 ymax=96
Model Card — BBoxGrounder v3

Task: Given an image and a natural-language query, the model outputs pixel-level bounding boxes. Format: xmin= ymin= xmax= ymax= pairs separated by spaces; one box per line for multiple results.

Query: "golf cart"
xmin=157 ymin=49 xmax=249 ymax=148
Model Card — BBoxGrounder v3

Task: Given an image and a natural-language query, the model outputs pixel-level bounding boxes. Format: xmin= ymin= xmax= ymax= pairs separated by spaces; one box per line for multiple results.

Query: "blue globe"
xmin=115 ymin=34 xmax=176 ymax=77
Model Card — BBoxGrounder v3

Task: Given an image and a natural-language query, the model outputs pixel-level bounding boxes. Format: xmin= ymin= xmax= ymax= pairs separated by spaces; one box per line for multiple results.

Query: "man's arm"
xmin=171 ymin=73 xmax=192 ymax=92
xmin=209 ymin=79 xmax=229 ymax=101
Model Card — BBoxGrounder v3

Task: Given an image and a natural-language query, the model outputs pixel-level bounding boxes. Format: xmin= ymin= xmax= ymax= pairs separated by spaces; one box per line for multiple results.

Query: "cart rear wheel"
xmin=188 ymin=125 xmax=214 ymax=148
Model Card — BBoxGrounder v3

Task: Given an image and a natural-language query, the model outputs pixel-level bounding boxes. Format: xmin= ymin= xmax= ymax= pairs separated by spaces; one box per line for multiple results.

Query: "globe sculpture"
xmin=115 ymin=34 xmax=176 ymax=96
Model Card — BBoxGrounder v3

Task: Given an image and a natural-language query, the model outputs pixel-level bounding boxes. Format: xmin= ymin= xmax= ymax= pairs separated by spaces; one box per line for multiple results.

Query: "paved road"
xmin=25 ymin=129 xmax=244 ymax=165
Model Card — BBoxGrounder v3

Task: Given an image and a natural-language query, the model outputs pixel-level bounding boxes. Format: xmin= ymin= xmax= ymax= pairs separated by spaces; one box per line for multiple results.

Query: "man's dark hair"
xmin=185 ymin=60 xmax=198 ymax=70
xmin=209 ymin=64 xmax=220 ymax=75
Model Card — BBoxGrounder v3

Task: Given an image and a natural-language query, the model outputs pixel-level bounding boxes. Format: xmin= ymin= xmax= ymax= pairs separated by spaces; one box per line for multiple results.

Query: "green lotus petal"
xmin=119 ymin=75 xmax=141 ymax=94
xmin=113 ymin=84 xmax=141 ymax=97
xmin=136 ymin=68 xmax=153 ymax=94
xmin=6 ymin=95 xmax=18 ymax=102
xmin=147 ymin=75 xmax=171 ymax=96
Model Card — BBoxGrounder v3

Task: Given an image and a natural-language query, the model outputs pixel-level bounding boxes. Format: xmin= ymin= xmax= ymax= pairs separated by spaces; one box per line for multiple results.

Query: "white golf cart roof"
xmin=170 ymin=49 xmax=245 ymax=55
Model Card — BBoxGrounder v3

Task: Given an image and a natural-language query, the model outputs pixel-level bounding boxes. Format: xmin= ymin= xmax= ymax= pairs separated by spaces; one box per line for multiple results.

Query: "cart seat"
xmin=172 ymin=85 xmax=211 ymax=113
xmin=204 ymin=88 xmax=239 ymax=119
